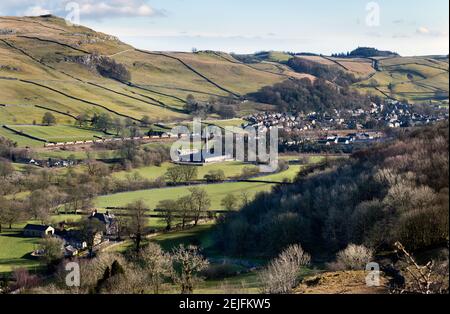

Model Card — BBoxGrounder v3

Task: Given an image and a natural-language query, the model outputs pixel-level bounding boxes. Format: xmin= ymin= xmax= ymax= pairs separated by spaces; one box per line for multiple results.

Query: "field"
xmin=95 ymin=181 xmax=275 ymax=211
xmin=0 ymin=229 xmax=41 ymax=274
xmin=112 ymin=161 xmax=256 ymax=181
xmin=0 ymin=126 xmax=43 ymax=148
xmin=5 ymin=125 xmax=107 ymax=143
xmin=1 ymin=15 xmax=296 ymax=147
xmin=354 ymin=56 xmax=449 ymax=103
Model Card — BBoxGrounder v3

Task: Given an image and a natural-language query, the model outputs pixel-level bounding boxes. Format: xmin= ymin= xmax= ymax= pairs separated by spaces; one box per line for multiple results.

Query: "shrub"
xmin=334 ymin=244 xmax=374 ymax=270
xmin=260 ymin=244 xmax=311 ymax=294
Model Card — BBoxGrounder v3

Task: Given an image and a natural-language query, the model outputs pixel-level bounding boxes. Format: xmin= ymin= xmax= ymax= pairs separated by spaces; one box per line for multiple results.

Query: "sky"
xmin=0 ymin=0 xmax=448 ymax=56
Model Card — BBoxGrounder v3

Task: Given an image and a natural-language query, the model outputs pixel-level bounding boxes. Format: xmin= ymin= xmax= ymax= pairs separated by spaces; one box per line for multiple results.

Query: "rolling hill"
xmin=241 ymin=52 xmax=449 ymax=103
xmin=0 ymin=15 xmax=448 ymax=149
xmin=0 ymin=15 xmax=298 ymax=143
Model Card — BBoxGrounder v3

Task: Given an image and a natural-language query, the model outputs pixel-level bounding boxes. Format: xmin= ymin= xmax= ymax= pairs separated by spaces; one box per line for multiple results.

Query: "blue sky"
xmin=1 ymin=0 xmax=448 ymax=55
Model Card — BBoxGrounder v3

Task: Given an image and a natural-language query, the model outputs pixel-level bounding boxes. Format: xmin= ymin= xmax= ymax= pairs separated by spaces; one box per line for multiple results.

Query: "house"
xmin=89 ymin=210 xmax=118 ymax=237
xmin=23 ymin=224 xmax=55 ymax=237
xmin=64 ymin=245 xmax=78 ymax=257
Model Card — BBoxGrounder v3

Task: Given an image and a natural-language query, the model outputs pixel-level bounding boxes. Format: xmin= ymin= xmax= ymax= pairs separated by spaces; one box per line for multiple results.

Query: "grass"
xmin=36 ymin=148 xmax=120 ymax=160
xmin=195 ymin=271 xmax=262 ymax=294
xmin=5 ymin=125 xmax=107 ymax=143
xmin=95 ymin=180 xmax=275 ymax=211
xmin=0 ymin=126 xmax=44 ymax=148
xmin=250 ymin=165 xmax=302 ymax=182
xmin=112 ymin=161 xmax=254 ymax=181
xmin=354 ymin=56 xmax=449 ymax=103
xmin=0 ymin=229 xmax=41 ymax=274
xmin=152 ymin=222 xmax=216 ymax=252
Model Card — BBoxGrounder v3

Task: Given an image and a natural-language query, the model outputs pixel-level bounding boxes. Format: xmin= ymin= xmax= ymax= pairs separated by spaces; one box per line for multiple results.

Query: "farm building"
xmin=89 ymin=210 xmax=118 ymax=238
xmin=23 ymin=224 xmax=55 ymax=237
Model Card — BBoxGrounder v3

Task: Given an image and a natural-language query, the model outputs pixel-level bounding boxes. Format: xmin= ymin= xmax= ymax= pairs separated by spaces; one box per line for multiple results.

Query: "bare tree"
xmin=157 ymin=199 xmax=178 ymax=231
xmin=335 ymin=244 xmax=374 ymax=270
xmin=391 ymin=242 xmax=449 ymax=294
xmin=172 ymin=245 xmax=209 ymax=294
xmin=221 ymin=193 xmax=239 ymax=211
xmin=139 ymin=243 xmax=173 ymax=293
xmin=260 ymin=244 xmax=311 ymax=294
xmin=126 ymin=200 xmax=147 ymax=252
xmin=189 ymin=188 xmax=210 ymax=225
xmin=39 ymin=237 xmax=65 ymax=270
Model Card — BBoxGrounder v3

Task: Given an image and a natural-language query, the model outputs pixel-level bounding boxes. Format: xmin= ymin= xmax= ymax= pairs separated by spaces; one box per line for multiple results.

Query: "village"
xmin=243 ymin=100 xmax=448 ymax=135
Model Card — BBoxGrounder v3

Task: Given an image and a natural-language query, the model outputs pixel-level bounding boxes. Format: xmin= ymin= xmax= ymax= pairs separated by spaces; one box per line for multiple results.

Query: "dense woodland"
xmin=247 ymin=78 xmax=373 ymax=113
xmin=215 ymin=122 xmax=449 ymax=258
xmin=332 ymin=47 xmax=399 ymax=58
xmin=287 ymin=58 xmax=358 ymax=87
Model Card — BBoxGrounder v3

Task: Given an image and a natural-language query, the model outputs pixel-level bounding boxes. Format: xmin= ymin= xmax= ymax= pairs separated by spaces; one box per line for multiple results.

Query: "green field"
xmin=5 ymin=125 xmax=107 ymax=143
xmin=113 ymin=161 xmax=256 ymax=181
xmin=250 ymin=165 xmax=302 ymax=182
xmin=0 ymin=229 xmax=41 ymax=274
xmin=0 ymin=126 xmax=44 ymax=148
xmin=95 ymin=180 xmax=275 ymax=211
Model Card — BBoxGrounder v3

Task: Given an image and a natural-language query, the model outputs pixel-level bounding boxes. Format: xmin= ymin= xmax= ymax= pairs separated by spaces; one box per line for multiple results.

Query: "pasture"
xmin=95 ymin=180 xmax=275 ymax=211
xmin=5 ymin=125 xmax=107 ymax=143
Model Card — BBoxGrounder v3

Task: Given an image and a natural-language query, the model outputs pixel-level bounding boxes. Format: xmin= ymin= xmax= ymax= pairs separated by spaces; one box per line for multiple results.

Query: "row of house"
xmin=23 ymin=209 xmax=118 ymax=257
xmin=243 ymin=101 xmax=448 ymax=134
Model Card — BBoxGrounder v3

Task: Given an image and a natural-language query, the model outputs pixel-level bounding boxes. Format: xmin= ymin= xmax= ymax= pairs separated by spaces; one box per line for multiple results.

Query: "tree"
xmin=0 ymin=158 xmax=13 ymax=178
xmin=92 ymin=113 xmax=112 ymax=132
xmin=177 ymin=196 xmax=194 ymax=229
xmin=391 ymin=242 xmax=449 ymax=294
xmin=141 ymin=115 xmax=152 ymax=127
xmin=335 ymin=244 xmax=374 ymax=270
xmin=240 ymin=191 xmax=250 ymax=207
xmin=78 ymin=217 xmax=106 ymax=256
xmin=260 ymin=244 xmax=311 ymax=294
xmin=166 ymin=165 xmax=198 ymax=183
xmin=29 ymin=190 xmax=53 ymax=224
xmin=189 ymin=188 xmax=211 ymax=225
xmin=126 ymin=200 xmax=147 ymax=253
xmin=139 ymin=243 xmax=172 ymax=294
xmin=221 ymin=193 xmax=238 ymax=211
xmin=42 ymin=112 xmax=56 ymax=126
xmin=204 ymin=169 xmax=225 ymax=182
xmin=113 ymin=118 xmax=124 ymax=136
xmin=76 ymin=112 xmax=90 ymax=128
xmin=157 ymin=199 xmax=178 ymax=231
xmin=172 ymin=245 xmax=209 ymax=294
xmin=39 ymin=237 xmax=64 ymax=269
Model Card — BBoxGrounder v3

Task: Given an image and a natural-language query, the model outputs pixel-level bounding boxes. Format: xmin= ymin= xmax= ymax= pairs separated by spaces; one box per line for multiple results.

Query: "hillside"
xmin=1 ymin=16 xmax=448 ymax=150
xmin=215 ymin=121 xmax=449 ymax=258
xmin=236 ymin=50 xmax=449 ymax=104
xmin=0 ymin=15 xmax=301 ymax=146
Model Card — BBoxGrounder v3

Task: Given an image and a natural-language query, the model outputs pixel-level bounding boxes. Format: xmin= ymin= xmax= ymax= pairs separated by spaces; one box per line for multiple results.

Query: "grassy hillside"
xmin=1 ymin=15 xmax=448 ymax=149
xmin=0 ymin=15 xmax=302 ymax=147
xmin=296 ymin=55 xmax=449 ymax=103
xmin=239 ymin=52 xmax=449 ymax=104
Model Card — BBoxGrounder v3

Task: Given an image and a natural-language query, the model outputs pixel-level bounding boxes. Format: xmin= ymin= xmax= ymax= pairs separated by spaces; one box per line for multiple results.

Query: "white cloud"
xmin=416 ymin=26 xmax=430 ymax=35
xmin=24 ymin=6 xmax=51 ymax=16
xmin=416 ymin=26 xmax=447 ymax=37
xmin=75 ymin=1 xmax=159 ymax=19
xmin=0 ymin=1 xmax=162 ymax=20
